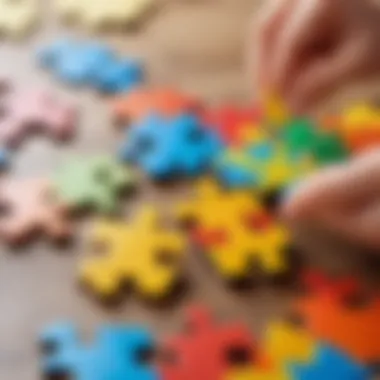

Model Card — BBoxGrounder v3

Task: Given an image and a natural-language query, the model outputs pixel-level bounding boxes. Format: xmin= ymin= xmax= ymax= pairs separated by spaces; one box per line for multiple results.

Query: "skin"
xmin=253 ymin=0 xmax=380 ymax=249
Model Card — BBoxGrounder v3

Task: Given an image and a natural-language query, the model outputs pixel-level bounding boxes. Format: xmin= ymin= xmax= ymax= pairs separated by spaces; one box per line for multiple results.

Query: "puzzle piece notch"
xmin=0 ymin=0 xmax=38 ymax=38
xmin=39 ymin=38 xmax=143 ymax=93
xmin=56 ymin=0 xmax=155 ymax=30
xmin=54 ymin=155 xmax=134 ymax=214
xmin=0 ymin=178 xmax=72 ymax=244
xmin=112 ymin=87 xmax=201 ymax=125
xmin=119 ymin=113 xmax=222 ymax=180
xmin=0 ymin=87 xmax=76 ymax=148
xmin=81 ymin=207 xmax=185 ymax=300
xmin=40 ymin=322 xmax=159 ymax=380
xmin=160 ymin=306 xmax=256 ymax=380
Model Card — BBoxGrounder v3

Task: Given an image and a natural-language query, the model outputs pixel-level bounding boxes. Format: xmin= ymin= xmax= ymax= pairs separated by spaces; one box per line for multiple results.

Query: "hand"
xmin=283 ymin=149 xmax=380 ymax=249
xmin=252 ymin=0 xmax=380 ymax=114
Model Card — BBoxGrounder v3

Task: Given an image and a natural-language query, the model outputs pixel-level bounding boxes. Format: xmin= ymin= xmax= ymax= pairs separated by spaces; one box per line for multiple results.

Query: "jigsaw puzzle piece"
xmin=39 ymin=38 xmax=143 ymax=93
xmin=40 ymin=322 xmax=159 ymax=380
xmin=120 ymin=113 xmax=222 ymax=180
xmin=54 ymin=155 xmax=134 ymax=214
xmin=263 ymin=93 xmax=290 ymax=128
xmin=0 ymin=0 xmax=38 ymax=38
xmin=0 ymin=86 xmax=77 ymax=147
xmin=112 ymin=87 xmax=201 ymax=125
xmin=81 ymin=207 xmax=185 ymax=300
xmin=0 ymin=178 xmax=71 ymax=244
xmin=160 ymin=306 xmax=256 ymax=380
xmin=56 ymin=0 xmax=155 ymax=30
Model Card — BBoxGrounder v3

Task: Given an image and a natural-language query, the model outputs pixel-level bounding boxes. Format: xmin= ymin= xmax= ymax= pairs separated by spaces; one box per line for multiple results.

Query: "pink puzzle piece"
xmin=0 ymin=86 xmax=77 ymax=147
xmin=0 ymin=178 xmax=72 ymax=244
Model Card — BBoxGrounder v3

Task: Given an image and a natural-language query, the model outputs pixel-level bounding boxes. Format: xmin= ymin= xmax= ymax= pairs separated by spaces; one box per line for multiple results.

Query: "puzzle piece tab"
xmin=160 ymin=306 xmax=256 ymax=380
xmin=54 ymin=156 xmax=134 ymax=214
xmin=203 ymin=105 xmax=262 ymax=146
xmin=56 ymin=0 xmax=155 ymax=30
xmin=293 ymin=272 xmax=380 ymax=363
xmin=39 ymin=38 xmax=143 ymax=93
xmin=0 ymin=178 xmax=71 ymax=244
xmin=0 ymin=86 xmax=76 ymax=147
xmin=112 ymin=87 xmax=201 ymax=125
xmin=40 ymin=322 xmax=159 ymax=380
xmin=81 ymin=207 xmax=184 ymax=299
xmin=215 ymin=140 xmax=313 ymax=191
xmin=0 ymin=0 xmax=38 ymax=38
xmin=120 ymin=114 xmax=222 ymax=180
xmin=177 ymin=181 xmax=290 ymax=279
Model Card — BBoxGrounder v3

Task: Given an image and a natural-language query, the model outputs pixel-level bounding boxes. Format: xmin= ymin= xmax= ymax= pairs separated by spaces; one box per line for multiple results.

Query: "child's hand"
xmin=283 ymin=149 xmax=380 ymax=249
xmin=253 ymin=0 xmax=380 ymax=113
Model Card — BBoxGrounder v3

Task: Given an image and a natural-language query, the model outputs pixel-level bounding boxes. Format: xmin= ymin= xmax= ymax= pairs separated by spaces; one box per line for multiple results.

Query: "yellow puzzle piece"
xmin=227 ymin=322 xmax=316 ymax=380
xmin=264 ymin=93 xmax=290 ymax=128
xmin=56 ymin=0 xmax=155 ymax=30
xmin=0 ymin=0 xmax=38 ymax=38
xmin=80 ymin=207 xmax=185 ymax=300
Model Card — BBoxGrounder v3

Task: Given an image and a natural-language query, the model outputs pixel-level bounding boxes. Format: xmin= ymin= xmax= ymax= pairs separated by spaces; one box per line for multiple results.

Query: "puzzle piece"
xmin=203 ymin=105 xmax=262 ymax=146
xmin=160 ymin=306 xmax=256 ymax=380
xmin=177 ymin=180 xmax=290 ymax=279
xmin=263 ymin=93 xmax=290 ymax=128
xmin=39 ymin=38 xmax=143 ymax=93
xmin=40 ymin=322 xmax=159 ymax=380
xmin=214 ymin=140 xmax=314 ymax=191
xmin=54 ymin=156 xmax=134 ymax=214
xmin=56 ymin=0 xmax=155 ymax=30
xmin=293 ymin=272 xmax=380 ymax=363
xmin=288 ymin=344 xmax=371 ymax=380
xmin=0 ymin=178 xmax=71 ymax=244
xmin=112 ymin=87 xmax=201 ymax=125
xmin=0 ymin=86 xmax=76 ymax=147
xmin=0 ymin=0 xmax=38 ymax=38
xmin=283 ymin=118 xmax=348 ymax=164
xmin=81 ymin=207 xmax=184 ymax=299
xmin=119 ymin=113 xmax=222 ymax=180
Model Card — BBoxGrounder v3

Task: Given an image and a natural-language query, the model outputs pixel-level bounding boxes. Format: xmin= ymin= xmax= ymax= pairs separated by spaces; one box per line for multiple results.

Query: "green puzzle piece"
xmin=54 ymin=156 xmax=135 ymax=214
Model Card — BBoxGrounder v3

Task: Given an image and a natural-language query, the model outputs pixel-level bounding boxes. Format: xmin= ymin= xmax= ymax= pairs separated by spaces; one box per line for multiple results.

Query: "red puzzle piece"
xmin=160 ymin=306 xmax=256 ymax=380
xmin=203 ymin=105 xmax=262 ymax=146
xmin=294 ymin=271 xmax=380 ymax=363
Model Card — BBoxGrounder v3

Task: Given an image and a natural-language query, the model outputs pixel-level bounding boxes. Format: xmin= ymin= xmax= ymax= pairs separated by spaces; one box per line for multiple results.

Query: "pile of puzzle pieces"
xmin=39 ymin=272 xmax=380 ymax=380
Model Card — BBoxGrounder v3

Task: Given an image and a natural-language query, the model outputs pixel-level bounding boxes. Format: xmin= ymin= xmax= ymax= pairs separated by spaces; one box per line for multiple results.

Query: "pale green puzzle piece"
xmin=54 ymin=156 xmax=134 ymax=214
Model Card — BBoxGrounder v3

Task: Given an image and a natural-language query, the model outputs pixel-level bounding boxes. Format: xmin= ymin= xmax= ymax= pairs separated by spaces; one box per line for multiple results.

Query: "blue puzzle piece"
xmin=40 ymin=322 xmax=159 ymax=380
xmin=119 ymin=113 xmax=223 ymax=180
xmin=38 ymin=38 xmax=143 ymax=93
xmin=288 ymin=344 xmax=371 ymax=380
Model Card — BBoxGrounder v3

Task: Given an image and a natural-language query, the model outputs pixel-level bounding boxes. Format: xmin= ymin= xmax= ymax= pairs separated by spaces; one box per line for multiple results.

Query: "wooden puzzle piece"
xmin=293 ymin=272 xmax=380 ymax=363
xmin=40 ymin=322 xmax=159 ymax=380
xmin=112 ymin=87 xmax=201 ymax=125
xmin=0 ymin=0 xmax=38 ymax=38
xmin=215 ymin=140 xmax=314 ymax=191
xmin=0 ymin=178 xmax=71 ymax=244
xmin=56 ymin=0 xmax=155 ymax=30
xmin=160 ymin=306 xmax=256 ymax=380
xmin=39 ymin=38 xmax=143 ymax=93
xmin=54 ymin=156 xmax=134 ymax=214
xmin=0 ymin=86 xmax=77 ymax=148
xmin=81 ymin=207 xmax=185 ymax=299
xmin=203 ymin=105 xmax=262 ymax=146
xmin=119 ymin=113 xmax=222 ymax=180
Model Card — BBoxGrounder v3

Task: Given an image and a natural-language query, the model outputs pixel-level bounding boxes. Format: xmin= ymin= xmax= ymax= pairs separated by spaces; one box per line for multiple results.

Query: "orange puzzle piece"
xmin=111 ymin=87 xmax=201 ymax=125
xmin=294 ymin=271 xmax=380 ymax=363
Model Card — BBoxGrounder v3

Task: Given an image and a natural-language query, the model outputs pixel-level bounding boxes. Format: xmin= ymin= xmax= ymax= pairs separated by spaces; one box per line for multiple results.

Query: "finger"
xmin=283 ymin=149 xmax=380 ymax=221
xmin=252 ymin=0 xmax=297 ymax=90
xmin=269 ymin=0 xmax=334 ymax=95
xmin=288 ymin=38 xmax=368 ymax=114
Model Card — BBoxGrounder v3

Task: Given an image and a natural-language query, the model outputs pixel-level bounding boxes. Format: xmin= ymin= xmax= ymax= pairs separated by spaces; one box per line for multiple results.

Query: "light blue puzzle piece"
xmin=40 ymin=322 xmax=159 ymax=380
xmin=38 ymin=38 xmax=144 ymax=93
xmin=119 ymin=113 xmax=223 ymax=180
xmin=288 ymin=344 xmax=371 ymax=380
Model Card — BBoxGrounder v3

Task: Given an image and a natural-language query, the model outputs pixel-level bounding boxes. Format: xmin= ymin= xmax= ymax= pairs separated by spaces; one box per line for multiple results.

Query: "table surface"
xmin=0 ymin=1 xmax=378 ymax=379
